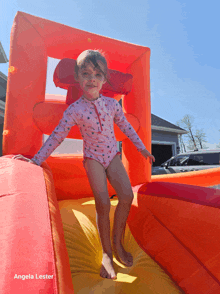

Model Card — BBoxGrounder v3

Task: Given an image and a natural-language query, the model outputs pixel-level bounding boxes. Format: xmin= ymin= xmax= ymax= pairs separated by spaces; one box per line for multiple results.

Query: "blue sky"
xmin=1 ymin=0 xmax=220 ymax=150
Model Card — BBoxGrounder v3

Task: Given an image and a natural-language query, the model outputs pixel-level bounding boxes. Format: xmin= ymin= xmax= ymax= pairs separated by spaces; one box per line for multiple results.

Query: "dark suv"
xmin=152 ymin=149 xmax=220 ymax=175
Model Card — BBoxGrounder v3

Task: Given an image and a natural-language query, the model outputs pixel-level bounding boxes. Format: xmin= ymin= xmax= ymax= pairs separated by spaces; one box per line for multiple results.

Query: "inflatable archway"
xmin=1 ymin=11 xmax=220 ymax=294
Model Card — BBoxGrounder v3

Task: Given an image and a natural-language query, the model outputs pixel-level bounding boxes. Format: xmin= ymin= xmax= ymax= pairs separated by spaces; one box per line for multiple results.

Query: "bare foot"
xmin=113 ymin=242 xmax=133 ymax=267
xmin=100 ymin=253 xmax=117 ymax=279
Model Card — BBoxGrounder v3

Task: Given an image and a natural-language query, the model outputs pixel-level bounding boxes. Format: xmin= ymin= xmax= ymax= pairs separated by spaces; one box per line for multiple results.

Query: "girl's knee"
xmin=119 ymin=190 xmax=134 ymax=205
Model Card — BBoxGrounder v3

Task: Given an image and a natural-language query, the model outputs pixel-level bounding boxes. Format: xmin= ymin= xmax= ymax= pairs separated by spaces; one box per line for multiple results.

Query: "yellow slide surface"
xmin=58 ymin=198 xmax=183 ymax=294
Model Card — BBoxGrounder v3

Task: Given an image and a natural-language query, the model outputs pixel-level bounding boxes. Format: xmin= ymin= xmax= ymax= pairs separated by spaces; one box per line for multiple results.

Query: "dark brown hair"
xmin=75 ymin=49 xmax=111 ymax=85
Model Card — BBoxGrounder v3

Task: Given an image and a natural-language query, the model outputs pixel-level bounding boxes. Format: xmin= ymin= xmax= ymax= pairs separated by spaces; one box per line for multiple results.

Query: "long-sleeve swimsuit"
xmin=31 ymin=94 xmax=146 ymax=169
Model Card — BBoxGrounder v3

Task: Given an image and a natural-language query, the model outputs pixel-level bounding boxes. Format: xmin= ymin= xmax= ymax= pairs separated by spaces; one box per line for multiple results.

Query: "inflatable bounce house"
xmin=1 ymin=11 xmax=220 ymax=294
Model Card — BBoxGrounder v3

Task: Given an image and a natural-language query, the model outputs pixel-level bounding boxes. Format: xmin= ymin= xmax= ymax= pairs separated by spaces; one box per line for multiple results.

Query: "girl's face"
xmin=75 ymin=60 xmax=106 ymax=100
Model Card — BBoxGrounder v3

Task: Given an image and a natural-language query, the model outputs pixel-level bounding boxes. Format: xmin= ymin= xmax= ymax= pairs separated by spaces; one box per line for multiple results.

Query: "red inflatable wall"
xmin=3 ymin=11 xmax=152 ymax=186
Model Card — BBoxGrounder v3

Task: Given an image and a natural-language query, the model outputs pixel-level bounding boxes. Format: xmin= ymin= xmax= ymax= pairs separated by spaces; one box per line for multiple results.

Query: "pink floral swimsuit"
xmin=32 ymin=95 xmax=146 ymax=169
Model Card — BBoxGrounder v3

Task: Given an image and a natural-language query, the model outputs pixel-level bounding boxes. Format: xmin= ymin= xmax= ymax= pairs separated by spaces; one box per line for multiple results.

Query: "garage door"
xmin=152 ymin=144 xmax=173 ymax=166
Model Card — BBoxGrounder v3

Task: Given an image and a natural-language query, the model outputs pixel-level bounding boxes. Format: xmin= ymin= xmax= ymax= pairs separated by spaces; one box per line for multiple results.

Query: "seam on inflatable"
xmin=142 ymin=204 xmax=220 ymax=287
xmin=126 ymin=213 xmax=184 ymax=291
xmin=42 ymin=167 xmax=60 ymax=294
xmin=32 ymin=102 xmax=48 ymax=134
xmin=20 ymin=14 xmax=46 ymax=46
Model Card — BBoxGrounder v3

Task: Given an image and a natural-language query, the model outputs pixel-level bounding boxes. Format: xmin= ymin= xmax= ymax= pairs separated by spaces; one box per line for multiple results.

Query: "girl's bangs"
xmin=80 ymin=57 xmax=107 ymax=76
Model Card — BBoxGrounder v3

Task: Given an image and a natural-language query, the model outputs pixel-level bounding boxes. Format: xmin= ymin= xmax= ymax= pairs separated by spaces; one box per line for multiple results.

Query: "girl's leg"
xmin=106 ymin=154 xmax=134 ymax=267
xmin=83 ymin=158 xmax=117 ymax=279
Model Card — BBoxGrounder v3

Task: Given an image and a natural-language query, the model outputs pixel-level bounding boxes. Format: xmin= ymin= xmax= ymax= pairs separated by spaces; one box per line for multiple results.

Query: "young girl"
xmin=13 ymin=49 xmax=155 ymax=280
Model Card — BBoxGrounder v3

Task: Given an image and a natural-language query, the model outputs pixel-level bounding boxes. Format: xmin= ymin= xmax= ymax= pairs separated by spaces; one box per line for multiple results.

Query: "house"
xmin=151 ymin=114 xmax=187 ymax=165
xmin=0 ymin=42 xmax=187 ymax=161
xmin=0 ymin=42 xmax=8 ymax=156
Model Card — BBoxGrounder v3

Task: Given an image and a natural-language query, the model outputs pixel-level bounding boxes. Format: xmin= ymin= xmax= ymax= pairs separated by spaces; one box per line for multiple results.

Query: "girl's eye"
xmin=96 ymin=73 xmax=101 ymax=77
xmin=82 ymin=72 xmax=88 ymax=76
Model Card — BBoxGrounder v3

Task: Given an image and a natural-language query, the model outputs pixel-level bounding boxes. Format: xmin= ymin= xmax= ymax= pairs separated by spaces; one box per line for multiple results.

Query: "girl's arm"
xmin=113 ymin=100 xmax=155 ymax=164
xmin=13 ymin=105 xmax=77 ymax=166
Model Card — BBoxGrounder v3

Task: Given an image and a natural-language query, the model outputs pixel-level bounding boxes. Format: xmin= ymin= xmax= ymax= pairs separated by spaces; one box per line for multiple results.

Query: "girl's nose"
xmin=89 ymin=74 xmax=96 ymax=81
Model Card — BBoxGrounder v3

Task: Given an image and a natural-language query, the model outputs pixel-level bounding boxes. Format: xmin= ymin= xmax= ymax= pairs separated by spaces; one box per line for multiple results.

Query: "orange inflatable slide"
xmin=1 ymin=11 xmax=220 ymax=294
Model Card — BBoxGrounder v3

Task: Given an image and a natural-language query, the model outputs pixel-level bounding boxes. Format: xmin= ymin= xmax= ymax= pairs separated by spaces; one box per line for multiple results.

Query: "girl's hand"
xmin=12 ymin=154 xmax=37 ymax=165
xmin=140 ymin=149 xmax=155 ymax=165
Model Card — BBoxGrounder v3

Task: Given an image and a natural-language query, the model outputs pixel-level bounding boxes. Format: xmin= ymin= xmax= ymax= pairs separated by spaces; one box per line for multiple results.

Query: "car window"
xmin=169 ymin=155 xmax=190 ymax=166
xmin=161 ymin=157 xmax=174 ymax=167
xmin=188 ymin=153 xmax=220 ymax=166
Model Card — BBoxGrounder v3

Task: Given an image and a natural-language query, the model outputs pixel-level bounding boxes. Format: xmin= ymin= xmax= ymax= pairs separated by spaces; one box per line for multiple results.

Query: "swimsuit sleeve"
xmin=113 ymin=100 xmax=146 ymax=152
xmin=31 ymin=104 xmax=77 ymax=165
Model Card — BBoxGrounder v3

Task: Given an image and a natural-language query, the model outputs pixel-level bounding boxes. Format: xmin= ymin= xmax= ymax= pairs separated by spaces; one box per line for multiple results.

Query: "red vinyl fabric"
xmin=0 ymin=156 xmax=74 ymax=294
xmin=151 ymin=166 xmax=220 ymax=187
xmin=127 ymin=183 xmax=220 ymax=294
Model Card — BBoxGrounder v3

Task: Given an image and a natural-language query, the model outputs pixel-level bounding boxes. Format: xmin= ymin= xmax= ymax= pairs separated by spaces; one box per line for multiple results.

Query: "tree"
xmin=178 ymin=115 xmax=198 ymax=150
xmin=179 ymin=134 xmax=187 ymax=153
xmin=194 ymin=129 xmax=208 ymax=149
xmin=177 ymin=115 xmax=208 ymax=151
xmin=176 ymin=120 xmax=187 ymax=153
xmin=217 ymin=129 xmax=220 ymax=149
